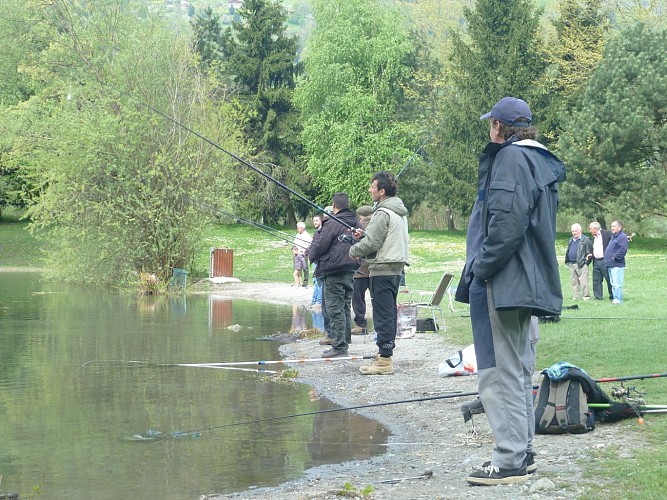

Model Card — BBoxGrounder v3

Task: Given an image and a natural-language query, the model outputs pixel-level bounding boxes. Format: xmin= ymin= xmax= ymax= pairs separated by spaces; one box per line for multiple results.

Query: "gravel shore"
xmin=199 ymin=281 xmax=644 ymax=500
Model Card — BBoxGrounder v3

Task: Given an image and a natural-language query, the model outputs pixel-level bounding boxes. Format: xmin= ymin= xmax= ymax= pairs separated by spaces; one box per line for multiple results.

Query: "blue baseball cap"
xmin=480 ymin=97 xmax=532 ymax=127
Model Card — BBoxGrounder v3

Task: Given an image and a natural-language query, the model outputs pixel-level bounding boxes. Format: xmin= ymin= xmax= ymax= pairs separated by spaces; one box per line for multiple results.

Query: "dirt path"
xmin=197 ymin=280 xmax=643 ymax=499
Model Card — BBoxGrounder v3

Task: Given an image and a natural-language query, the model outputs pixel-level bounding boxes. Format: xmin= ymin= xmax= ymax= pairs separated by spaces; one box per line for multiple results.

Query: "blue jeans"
xmin=608 ymin=266 xmax=625 ymax=302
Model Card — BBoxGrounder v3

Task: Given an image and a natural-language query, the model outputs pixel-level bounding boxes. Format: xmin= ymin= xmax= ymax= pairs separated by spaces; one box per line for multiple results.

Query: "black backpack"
xmin=534 ymin=374 xmax=595 ymax=434
xmin=534 ymin=363 xmax=614 ymax=434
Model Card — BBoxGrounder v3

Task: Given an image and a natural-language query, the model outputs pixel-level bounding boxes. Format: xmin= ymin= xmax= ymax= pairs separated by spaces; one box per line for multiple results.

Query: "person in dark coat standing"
xmin=588 ymin=221 xmax=613 ymax=300
xmin=459 ymin=97 xmax=565 ymax=486
xmin=307 ymin=193 xmax=359 ymax=357
xmin=604 ymin=219 xmax=629 ymax=304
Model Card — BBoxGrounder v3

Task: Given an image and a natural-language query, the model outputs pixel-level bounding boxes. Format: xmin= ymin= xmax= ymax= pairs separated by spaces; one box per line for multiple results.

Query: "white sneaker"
xmin=612 ymin=299 xmax=621 ymax=304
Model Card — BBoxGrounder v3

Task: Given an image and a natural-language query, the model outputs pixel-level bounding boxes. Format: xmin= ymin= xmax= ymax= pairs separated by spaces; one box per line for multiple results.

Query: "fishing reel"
xmin=611 ymin=384 xmax=646 ymax=405
xmin=338 ymin=233 xmax=358 ymax=245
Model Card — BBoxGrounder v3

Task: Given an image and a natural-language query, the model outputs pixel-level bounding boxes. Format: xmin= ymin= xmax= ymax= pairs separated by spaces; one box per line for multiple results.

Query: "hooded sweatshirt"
xmin=349 ymin=196 xmax=409 ymax=277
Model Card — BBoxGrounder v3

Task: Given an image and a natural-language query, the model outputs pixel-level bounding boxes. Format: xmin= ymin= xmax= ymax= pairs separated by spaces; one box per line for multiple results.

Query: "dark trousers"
xmin=352 ymin=277 xmax=369 ymax=328
xmin=322 ymin=271 xmax=354 ymax=351
xmin=592 ymin=258 xmax=612 ymax=300
xmin=369 ymin=274 xmax=401 ymax=357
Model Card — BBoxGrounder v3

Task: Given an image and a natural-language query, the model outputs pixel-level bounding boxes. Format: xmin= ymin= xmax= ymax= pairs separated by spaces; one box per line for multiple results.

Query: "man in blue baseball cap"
xmin=479 ymin=96 xmax=533 ymax=127
xmin=457 ymin=97 xmax=566 ymax=486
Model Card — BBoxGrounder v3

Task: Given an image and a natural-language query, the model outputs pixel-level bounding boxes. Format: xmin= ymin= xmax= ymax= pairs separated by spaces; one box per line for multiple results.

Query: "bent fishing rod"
xmin=139 ymin=100 xmax=357 ymax=232
xmin=183 ymin=196 xmax=299 ymax=246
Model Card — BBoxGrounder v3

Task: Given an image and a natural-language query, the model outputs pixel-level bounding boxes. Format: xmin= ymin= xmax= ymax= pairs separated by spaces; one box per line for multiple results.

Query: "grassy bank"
xmin=3 ymin=217 xmax=667 ymax=497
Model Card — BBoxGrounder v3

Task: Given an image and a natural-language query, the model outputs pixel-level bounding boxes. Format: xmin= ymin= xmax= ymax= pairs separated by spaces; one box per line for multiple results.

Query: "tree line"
xmin=0 ymin=0 xmax=665 ymax=286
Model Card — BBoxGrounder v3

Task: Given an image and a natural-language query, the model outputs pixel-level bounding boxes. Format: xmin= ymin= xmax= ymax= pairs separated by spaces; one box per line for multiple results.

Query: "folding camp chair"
xmin=410 ymin=272 xmax=454 ymax=332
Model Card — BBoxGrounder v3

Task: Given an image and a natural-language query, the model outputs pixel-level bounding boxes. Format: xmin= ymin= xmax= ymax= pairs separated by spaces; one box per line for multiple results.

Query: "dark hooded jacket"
xmin=307 ymin=209 xmax=359 ymax=276
xmin=462 ymin=137 xmax=566 ymax=316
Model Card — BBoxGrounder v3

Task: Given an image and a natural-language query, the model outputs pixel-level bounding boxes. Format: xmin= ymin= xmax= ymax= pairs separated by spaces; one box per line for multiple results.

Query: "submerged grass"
xmin=4 ymin=217 xmax=667 ymax=498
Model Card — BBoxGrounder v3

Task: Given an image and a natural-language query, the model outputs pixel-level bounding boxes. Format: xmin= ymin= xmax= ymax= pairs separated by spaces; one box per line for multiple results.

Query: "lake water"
xmin=0 ymin=272 xmax=389 ymax=499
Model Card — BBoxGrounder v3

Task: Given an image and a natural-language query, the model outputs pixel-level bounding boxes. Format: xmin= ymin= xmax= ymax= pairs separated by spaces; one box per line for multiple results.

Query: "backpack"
xmin=534 ymin=373 xmax=595 ymax=434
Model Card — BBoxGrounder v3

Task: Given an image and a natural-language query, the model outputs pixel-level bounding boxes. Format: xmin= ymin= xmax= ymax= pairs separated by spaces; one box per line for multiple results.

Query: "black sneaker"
xmin=482 ymin=452 xmax=537 ymax=475
xmin=466 ymin=464 xmax=527 ymax=486
xmin=321 ymin=348 xmax=348 ymax=358
xmin=525 ymin=452 xmax=537 ymax=474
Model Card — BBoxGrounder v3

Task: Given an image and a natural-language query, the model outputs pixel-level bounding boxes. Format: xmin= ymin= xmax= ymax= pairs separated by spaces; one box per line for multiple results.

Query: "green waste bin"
xmin=169 ymin=268 xmax=188 ymax=291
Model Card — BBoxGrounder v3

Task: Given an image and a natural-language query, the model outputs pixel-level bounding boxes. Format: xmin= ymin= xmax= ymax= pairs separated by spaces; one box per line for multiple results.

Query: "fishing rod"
xmin=560 ymin=316 xmax=667 ymax=321
xmin=595 ymin=372 xmax=667 ymax=383
xmin=81 ymin=360 xmax=278 ymax=374
xmin=126 ymin=355 xmax=376 ymax=368
xmin=183 ymin=196 xmax=299 ymax=246
xmin=84 ymin=355 xmax=376 ymax=369
xmin=396 ymin=121 xmax=443 ymax=179
xmin=588 ymin=403 xmax=667 ymax=410
xmin=141 ymin=390 xmax=481 ymax=439
xmin=138 ymin=100 xmax=357 ymax=232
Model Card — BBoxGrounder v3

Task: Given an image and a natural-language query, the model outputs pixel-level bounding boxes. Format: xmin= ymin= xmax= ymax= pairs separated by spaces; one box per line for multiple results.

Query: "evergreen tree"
xmin=559 ymin=22 xmax=667 ymax=222
xmin=430 ymin=0 xmax=547 ymax=217
xmin=191 ymin=7 xmax=224 ymax=68
xmin=220 ymin=0 xmax=304 ymax=224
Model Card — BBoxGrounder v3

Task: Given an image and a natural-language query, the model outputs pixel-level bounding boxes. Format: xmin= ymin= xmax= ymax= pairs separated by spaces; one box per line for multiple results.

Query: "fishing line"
xmin=183 ymin=196 xmax=299 ymax=245
xmin=396 ymin=120 xmax=443 ymax=179
xmin=135 ymin=99 xmax=357 ymax=231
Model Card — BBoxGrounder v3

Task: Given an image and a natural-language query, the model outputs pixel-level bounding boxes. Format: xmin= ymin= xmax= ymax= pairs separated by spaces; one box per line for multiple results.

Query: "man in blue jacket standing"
xmin=459 ymin=97 xmax=565 ymax=486
xmin=604 ymin=220 xmax=629 ymax=304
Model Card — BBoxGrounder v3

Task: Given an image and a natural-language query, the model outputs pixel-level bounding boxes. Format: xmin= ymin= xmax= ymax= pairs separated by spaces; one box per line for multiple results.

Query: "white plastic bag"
xmin=438 ymin=344 xmax=477 ymax=377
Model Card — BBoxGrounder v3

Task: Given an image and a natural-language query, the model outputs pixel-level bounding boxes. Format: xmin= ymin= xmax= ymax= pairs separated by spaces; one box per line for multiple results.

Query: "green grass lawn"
xmin=3 ymin=216 xmax=667 ymax=497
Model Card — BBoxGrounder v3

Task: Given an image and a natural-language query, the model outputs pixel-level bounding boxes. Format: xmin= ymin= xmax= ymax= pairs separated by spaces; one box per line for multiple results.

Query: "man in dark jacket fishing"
xmin=308 ymin=193 xmax=359 ymax=357
xmin=459 ymin=97 xmax=565 ymax=486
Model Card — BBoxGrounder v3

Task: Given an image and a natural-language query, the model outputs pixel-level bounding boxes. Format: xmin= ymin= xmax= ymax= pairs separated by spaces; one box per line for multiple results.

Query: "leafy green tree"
xmin=219 ymin=0 xmax=305 ymax=225
xmin=294 ymin=0 xmax=420 ymax=206
xmin=430 ymin=0 xmax=547 ymax=218
xmin=559 ymin=22 xmax=667 ymax=223
xmin=0 ymin=0 xmax=42 ymax=214
xmin=4 ymin=0 xmax=246 ymax=286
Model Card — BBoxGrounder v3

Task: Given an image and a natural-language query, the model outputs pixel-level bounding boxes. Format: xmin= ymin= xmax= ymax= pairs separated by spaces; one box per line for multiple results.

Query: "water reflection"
xmin=291 ymin=304 xmax=308 ymax=331
xmin=307 ymin=397 xmax=390 ymax=466
xmin=0 ymin=273 xmax=390 ymax=499
xmin=311 ymin=307 xmax=325 ymax=332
